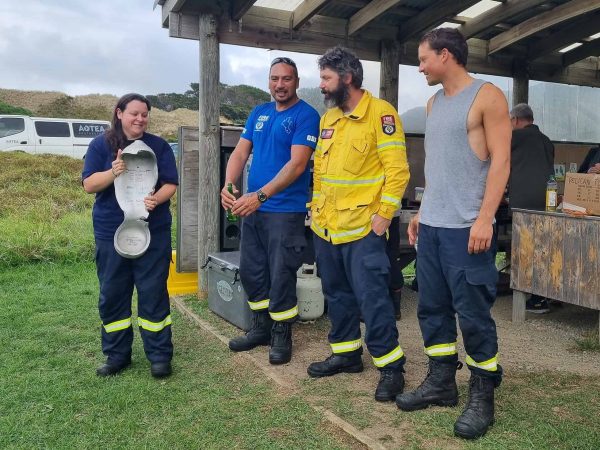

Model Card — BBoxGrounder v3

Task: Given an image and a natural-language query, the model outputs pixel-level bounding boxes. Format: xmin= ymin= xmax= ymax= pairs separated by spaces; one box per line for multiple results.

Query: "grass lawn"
xmin=0 ymin=263 xmax=356 ymax=449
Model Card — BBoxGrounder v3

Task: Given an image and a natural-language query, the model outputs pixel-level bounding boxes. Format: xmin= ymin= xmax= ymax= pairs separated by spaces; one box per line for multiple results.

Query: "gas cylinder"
xmin=296 ymin=264 xmax=324 ymax=321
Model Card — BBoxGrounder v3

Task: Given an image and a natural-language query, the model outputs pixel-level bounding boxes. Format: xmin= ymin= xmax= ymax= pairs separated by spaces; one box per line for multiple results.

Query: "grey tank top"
xmin=420 ymin=78 xmax=489 ymax=228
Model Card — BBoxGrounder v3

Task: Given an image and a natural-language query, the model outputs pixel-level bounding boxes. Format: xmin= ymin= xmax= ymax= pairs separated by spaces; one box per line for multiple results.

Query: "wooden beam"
xmin=197 ymin=14 xmax=220 ymax=295
xmin=563 ymin=39 xmax=600 ymax=67
xmin=459 ymin=0 xmax=548 ymax=39
xmin=397 ymin=0 xmax=480 ymax=43
xmin=512 ymin=59 xmax=529 ymax=106
xmin=167 ymin=9 xmax=600 ymax=88
xmin=231 ymin=0 xmax=256 ymax=21
xmin=528 ymin=14 xmax=600 ymax=59
xmin=161 ymin=0 xmax=187 ymax=27
xmin=292 ymin=0 xmax=333 ymax=30
xmin=379 ymin=40 xmax=400 ymax=108
xmin=489 ymin=0 xmax=600 ymax=54
xmin=348 ymin=0 xmax=403 ymax=36
xmin=216 ymin=6 xmax=382 ymax=60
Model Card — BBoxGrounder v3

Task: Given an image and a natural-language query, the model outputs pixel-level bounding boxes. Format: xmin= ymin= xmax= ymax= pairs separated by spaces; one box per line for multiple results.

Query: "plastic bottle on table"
xmin=545 ymin=175 xmax=558 ymax=212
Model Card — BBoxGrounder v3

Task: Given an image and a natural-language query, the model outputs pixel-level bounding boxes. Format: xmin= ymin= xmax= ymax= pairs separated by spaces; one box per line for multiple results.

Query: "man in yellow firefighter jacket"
xmin=307 ymin=46 xmax=411 ymax=401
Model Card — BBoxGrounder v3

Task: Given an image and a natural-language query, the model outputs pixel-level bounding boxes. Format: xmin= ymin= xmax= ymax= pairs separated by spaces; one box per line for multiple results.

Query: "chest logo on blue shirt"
xmin=255 ymin=115 xmax=269 ymax=131
xmin=281 ymin=117 xmax=293 ymax=134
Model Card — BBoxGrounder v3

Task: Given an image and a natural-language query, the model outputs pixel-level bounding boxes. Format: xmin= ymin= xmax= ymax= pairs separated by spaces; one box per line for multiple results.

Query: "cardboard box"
xmin=563 ymin=173 xmax=600 ymax=216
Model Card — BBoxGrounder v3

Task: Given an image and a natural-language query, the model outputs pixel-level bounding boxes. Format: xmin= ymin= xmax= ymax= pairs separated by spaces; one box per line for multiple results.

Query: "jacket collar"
xmin=323 ymin=89 xmax=372 ymax=126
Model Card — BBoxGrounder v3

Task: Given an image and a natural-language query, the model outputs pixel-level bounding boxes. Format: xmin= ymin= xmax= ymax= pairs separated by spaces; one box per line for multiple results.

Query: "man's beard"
xmin=322 ymin=81 xmax=349 ymax=109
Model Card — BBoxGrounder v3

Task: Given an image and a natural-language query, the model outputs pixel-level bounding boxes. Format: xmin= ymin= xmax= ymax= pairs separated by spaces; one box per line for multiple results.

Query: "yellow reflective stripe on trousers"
xmin=466 ymin=354 xmax=498 ymax=372
xmin=138 ymin=315 xmax=172 ymax=332
xmin=425 ymin=342 xmax=457 ymax=357
xmin=248 ymin=299 xmax=269 ymax=311
xmin=331 ymin=339 xmax=362 ymax=354
xmin=270 ymin=305 xmax=298 ymax=321
xmin=372 ymin=345 xmax=404 ymax=368
xmin=103 ymin=317 xmax=132 ymax=333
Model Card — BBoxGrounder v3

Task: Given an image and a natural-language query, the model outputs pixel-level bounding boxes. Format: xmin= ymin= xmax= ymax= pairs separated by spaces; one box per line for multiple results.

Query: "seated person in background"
xmin=508 ymin=103 xmax=554 ymax=314
xmin=578 ymin=145 xmax=600 ymax=174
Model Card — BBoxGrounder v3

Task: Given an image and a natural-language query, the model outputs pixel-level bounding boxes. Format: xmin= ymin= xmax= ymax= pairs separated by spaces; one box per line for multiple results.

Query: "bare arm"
xmin=83 ymin=149 xmax=125 ymax=194
xmin=232 ymin=144 xmax=312 ymax=217
xmin=469 ymin=85 xmax=511 ymax=253
xmin=221 ymin=138 xmax=252 ymax=210
xmin=144 ymin=183 xmax=177 ymax=211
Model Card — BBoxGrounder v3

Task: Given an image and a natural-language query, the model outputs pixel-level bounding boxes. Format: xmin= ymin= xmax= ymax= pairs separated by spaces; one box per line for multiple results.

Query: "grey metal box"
xmin=206 ymin=251 xmax=252 ymax=331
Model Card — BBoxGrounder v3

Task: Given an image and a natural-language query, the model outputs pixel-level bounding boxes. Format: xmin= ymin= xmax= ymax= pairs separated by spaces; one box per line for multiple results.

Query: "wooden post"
xmin=379 ymin=40 xmax=400 ymax=107
xmin=512 ymin=290 xmax=527 ymax=323
xmin=197 ymin=14 xmax=220 ymax=297
xmin=512 ymin=59 xmax=529 ymax=107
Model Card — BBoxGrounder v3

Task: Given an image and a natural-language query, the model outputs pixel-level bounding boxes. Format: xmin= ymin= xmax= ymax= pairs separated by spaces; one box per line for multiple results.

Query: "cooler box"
xmin=206 ymin=251 xmax=252 ymax=331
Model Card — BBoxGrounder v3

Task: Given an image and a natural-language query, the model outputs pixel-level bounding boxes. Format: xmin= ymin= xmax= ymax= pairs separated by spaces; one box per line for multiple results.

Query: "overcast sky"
xmin=0 ymin=0 xmax=514 ymax=114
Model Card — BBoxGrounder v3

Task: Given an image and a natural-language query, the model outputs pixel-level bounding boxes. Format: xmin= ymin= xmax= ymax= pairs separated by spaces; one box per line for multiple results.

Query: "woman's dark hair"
xmin=105 ymin=93 xmax=151 ymax=156
xmin=420 ymin=28 xmax=468 ymax=67
xmin=318 ymin=46 xmax=363 ymax=89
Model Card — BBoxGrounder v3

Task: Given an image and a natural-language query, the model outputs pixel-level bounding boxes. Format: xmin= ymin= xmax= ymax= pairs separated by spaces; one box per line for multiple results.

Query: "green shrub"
xmin=0 ymin=100 xmax=34 ymax=115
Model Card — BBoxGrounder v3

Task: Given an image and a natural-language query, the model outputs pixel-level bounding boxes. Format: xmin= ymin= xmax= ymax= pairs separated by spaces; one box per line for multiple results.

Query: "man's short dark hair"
xmin=420 ymin=28 xmax=468 ymax=67
xmin=318 ymin=46 xmax=363 ymax=89
xmin=510 ymin=103 xmax=534 ymax=122
xmin=270 ymin=56 xmax=298 ymax=78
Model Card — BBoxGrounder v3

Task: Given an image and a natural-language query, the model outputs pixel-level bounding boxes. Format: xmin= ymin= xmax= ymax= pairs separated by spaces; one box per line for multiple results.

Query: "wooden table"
xmin=510 ymin=209 xmax=600 ymax=339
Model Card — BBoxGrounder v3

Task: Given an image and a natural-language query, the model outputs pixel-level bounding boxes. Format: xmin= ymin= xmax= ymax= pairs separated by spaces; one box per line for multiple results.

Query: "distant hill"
xmin=298 ymin=87 xmax=326 ymax=115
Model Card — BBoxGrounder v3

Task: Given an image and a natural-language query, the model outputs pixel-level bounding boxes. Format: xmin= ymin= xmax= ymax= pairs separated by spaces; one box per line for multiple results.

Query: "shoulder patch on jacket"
xmin=381 ymin=115 xmax=395 ymax=135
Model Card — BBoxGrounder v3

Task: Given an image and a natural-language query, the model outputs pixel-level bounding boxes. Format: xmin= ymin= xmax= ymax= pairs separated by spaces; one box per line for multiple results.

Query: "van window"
xmin=34 ymin=121 xmax=70 ymax=137
xmin=72 ymin=122 xmax=109 ymax=138
xmin=0 ymin=117 xmax=25 ymax=138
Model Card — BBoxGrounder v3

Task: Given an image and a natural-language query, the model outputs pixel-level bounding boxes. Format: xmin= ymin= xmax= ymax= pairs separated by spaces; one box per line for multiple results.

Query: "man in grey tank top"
xmin=395 ymin=28 xmax=511 ymax=440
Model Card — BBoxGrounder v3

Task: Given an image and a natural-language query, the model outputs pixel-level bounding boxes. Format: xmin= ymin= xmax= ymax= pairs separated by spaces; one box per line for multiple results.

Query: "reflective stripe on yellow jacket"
xmin=310 ymin=90 xmax=410 ymax=244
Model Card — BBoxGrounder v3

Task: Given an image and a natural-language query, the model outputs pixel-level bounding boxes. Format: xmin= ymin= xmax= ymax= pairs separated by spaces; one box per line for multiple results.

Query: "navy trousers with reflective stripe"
xmin=314 ymin=232 xmax=404 ymax=369
xmin=239 ymin=212 xmax=306 ymax=321
xmin=417 ymin=223 xmax=502 ymax=381
xmin=95 ymin=230 xmax=173 ymax=364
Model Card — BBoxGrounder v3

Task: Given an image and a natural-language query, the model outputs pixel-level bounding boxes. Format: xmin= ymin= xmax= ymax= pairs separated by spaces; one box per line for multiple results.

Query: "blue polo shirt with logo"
xmin=241 ymin=99 xmax=320 ymax=213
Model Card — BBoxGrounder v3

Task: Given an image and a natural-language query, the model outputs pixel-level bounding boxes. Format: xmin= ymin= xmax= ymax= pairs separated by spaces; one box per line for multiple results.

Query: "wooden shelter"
xmin=153 ymin=0 xmax=600 ymax=292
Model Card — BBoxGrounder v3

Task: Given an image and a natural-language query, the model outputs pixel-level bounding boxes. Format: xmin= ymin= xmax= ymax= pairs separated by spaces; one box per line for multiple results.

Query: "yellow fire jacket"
xmin=310 ymin=90 xmax=410 ymax=244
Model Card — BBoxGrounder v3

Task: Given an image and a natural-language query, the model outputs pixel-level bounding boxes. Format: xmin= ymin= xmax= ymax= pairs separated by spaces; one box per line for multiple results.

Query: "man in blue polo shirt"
xmin=221 ymin=57 xmax=320 ymax=365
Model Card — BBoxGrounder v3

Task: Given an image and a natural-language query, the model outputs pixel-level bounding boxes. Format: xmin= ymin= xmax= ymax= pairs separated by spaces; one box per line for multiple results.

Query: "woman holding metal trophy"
xmin=82 ymin=93 xmax=178 ymax=378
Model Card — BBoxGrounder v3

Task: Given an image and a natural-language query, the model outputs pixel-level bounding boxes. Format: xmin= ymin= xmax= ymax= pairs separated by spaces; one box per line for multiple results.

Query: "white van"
xmin=0 ymin=115 xmax=110 ymax=159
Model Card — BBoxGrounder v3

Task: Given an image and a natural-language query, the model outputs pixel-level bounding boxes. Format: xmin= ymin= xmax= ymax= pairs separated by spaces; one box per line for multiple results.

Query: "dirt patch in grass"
xmin=180 ymin=289 xmax=600 ymax=449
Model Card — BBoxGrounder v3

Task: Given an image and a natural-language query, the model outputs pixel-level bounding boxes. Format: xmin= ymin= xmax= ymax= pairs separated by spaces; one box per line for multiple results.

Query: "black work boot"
xmin=307 ymin=354 xmax=364 ymax=377
xmin=269 ymin=321 xmax=292 ymax=365
xmin=96 ymin=359 xmax=131 ymax=377
xmin=396 ymin=360 xmax=461 ymax=411
xmin=150 ymin=362 xmax=172 ymax=378
xmin=454 ymin=373 xmax=496 ymax=439
xmin=390 ymin=288 xmax=402 ymax=320
xmin=229 ymin=312 xmax=272 ymax=352
xmin=375 ymin=367 xmax=405 ymax=402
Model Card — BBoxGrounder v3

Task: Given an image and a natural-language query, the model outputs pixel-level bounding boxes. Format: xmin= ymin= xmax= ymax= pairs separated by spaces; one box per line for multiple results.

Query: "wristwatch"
xmin=256 ymin=189 xmax=268 ymax=203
